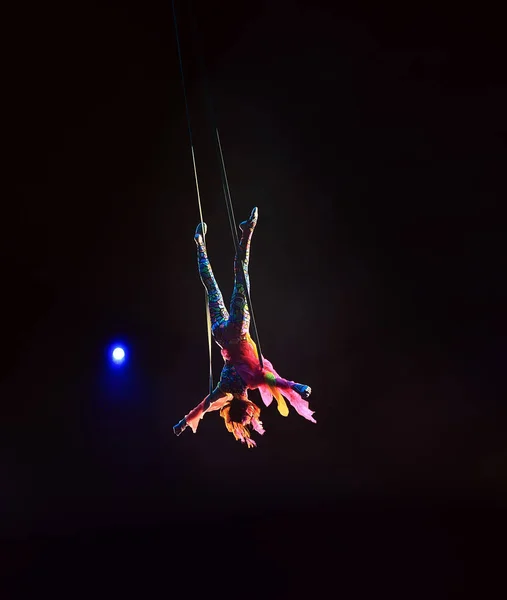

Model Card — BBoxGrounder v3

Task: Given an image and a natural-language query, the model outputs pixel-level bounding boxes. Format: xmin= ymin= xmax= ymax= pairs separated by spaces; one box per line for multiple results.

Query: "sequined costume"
xmin=173 ymin=207 xmax=315 ymax=448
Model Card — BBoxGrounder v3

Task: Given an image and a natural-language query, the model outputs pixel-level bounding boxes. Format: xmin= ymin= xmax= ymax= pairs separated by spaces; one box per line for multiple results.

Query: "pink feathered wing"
xmin=185 ymin=396 xmax=229 ymax=434
xmin=221 ymin=335 xmax=316 ymax=423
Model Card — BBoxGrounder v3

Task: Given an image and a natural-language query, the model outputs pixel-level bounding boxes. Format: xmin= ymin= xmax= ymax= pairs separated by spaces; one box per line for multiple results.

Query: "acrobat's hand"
xmin=173 ymin=418 xmax=188 ymax=436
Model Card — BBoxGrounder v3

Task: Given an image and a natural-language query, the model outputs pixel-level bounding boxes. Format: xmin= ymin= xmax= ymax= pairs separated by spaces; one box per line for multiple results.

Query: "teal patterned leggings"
xmin=196 ymin=223 xmax=254 ymax=346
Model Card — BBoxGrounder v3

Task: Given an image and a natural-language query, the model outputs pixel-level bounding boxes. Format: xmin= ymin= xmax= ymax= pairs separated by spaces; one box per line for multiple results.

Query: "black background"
xmin=2 ymin=0 xmax=506 ymax=597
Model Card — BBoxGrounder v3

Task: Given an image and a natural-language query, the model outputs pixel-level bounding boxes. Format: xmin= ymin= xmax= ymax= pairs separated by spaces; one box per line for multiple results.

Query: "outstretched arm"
xmin=173 ymin=386 xmax=231 ymax=436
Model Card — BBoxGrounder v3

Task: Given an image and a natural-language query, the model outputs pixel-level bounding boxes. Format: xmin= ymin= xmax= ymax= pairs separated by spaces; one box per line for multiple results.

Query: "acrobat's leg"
xmin=195 ymin=223 xmax=229 ymax=329
xmin=173 ymin=385 xmax=231 ymax=436
xmin=227 ymin=207 xmax=258 ymax=339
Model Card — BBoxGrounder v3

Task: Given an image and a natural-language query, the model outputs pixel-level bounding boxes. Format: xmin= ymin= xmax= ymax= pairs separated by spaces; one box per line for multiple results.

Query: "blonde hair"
xmin=220 ymin=397 xmax=265 ymax=448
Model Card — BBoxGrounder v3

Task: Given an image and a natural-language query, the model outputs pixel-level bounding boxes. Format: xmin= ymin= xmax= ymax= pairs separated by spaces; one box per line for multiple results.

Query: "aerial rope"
xmin=214 ymin=128 xmax=264 ymax=369
xmin=171 ymin=0 xmax=213 ymax=395
xmin=171 ymin=0 xmax=263 ymax=372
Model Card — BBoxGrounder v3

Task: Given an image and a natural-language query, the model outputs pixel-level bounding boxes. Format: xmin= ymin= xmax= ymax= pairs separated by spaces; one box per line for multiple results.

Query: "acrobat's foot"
xmin=239 ymin=207 xmax=258 ymax=232
xmin=194 ymin=222 xmax=207 ymax=244
xmin=173 ymin=418 xmax=188 ymax=436
xmin=292 ymin=383 xmax=312 ymax=399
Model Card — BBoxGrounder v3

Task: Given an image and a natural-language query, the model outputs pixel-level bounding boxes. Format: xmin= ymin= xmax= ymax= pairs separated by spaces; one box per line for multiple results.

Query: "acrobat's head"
xmin=219 ymin=396 xmax=265 ymax=448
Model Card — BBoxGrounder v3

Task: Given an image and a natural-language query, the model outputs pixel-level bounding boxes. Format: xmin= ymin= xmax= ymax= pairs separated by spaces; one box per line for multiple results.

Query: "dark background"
xmin=2 ymin=0 xmax=506 ymax=596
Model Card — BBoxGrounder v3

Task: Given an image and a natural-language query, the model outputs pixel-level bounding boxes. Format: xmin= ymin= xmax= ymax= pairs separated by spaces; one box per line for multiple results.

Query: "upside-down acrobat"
xmin=173 ymin=207 xmax=315 ymax=448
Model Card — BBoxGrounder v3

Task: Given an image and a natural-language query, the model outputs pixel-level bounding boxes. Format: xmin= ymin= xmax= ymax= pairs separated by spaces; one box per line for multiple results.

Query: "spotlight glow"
xmin=112 ymin=346 xmax=126 ymax=364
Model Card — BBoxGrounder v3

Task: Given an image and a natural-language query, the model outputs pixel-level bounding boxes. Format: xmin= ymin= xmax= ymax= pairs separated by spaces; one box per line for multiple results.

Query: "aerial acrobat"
xmin=173 ymin=207 xmax=316 ymax=448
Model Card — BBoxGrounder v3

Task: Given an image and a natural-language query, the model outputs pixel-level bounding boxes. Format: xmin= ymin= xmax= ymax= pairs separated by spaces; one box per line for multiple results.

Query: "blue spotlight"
xmin=111 ymin=346 xmax=126 ymax=365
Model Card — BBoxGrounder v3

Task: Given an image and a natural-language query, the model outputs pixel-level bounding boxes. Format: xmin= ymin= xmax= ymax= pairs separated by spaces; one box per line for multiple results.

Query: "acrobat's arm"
xmin=173 ymin=386 xmax=231 ymax=436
